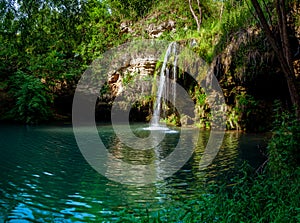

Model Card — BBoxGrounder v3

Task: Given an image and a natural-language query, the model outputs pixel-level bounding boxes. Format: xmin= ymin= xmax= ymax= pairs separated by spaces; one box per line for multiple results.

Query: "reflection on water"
xmin=0 ymin=124 xmax=266 ymax=222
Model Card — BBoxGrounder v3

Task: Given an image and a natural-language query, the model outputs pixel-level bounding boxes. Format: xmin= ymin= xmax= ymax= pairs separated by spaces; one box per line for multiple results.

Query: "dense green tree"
xmin=75 ymin=0 xmax=122 ymax=63
xmin=0 ymin=0 xmax=127 ymax=123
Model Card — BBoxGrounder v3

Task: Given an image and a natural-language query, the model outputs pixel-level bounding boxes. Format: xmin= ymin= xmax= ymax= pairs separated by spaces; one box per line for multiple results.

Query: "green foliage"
xmin=193 ymin=22 xmax=221 ymax=62
xmin=8 ymin=71 xmax=53 ymax=124
xmin=226 ymin=93 xmax=264 ymax=131
xmin=0 ymin=0 xmax=120 ymax=123
xmin=76 ymin=0 xmax=123 ymax=63
xmin=161 ymin=0 xmax=257 ymax=64
xmin=194 ymin=87 xmax=211 ymax=128
xmin=99 ymin=83 xmax=111 ymax=97
xmin=122 ymin=72 xmax=138 ymax=86
xmin=227 ymin=107 xmax=241 ymax=130
xmin=108 ymin=0 xmax=158 ymax=20
xmin=221 ymin=0 xmax=254 ymax=35
xmin=195 ymin=87 xmax=207 ymax=106
xmin=267 ymin=101 xmax=300 ymax=176
xmin=27 ymin=50 xmax=81 ymax=85
xmin=161 ymin=113 xmax=180 ymax=126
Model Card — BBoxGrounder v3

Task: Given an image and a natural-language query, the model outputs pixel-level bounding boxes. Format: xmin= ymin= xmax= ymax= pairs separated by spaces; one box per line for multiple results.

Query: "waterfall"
xmin=151 ymin=42 xmax=178 ymax=127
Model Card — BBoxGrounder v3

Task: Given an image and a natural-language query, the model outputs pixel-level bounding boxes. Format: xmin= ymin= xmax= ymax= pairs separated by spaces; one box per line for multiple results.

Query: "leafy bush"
xmin=8 ymin=71 xmax=53 ymax=124
xmin=267 ymin=101 xmax=300 ymax=176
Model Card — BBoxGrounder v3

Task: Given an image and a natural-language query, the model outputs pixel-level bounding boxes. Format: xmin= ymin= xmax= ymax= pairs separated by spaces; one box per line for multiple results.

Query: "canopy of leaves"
xmin=0 ymin=0 xmax=122 ymax=123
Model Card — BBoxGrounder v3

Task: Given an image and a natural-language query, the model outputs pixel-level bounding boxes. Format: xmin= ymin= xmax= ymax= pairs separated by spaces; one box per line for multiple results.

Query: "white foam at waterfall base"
xmin=142 ymin=125 xmax=178 ymax=133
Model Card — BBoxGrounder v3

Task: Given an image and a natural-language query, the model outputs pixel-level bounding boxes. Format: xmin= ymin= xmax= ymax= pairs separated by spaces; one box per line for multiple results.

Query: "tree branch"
xmin=188 ymin=0 xmax=201 ymax=31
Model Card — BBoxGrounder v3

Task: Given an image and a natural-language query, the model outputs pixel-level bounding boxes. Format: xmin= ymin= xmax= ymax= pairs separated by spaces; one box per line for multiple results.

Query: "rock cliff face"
xmin=94 ymin=56 xmax=158 ymax=122
xmin=105 ymin=57 xmax=158 ymax=98
xmin=146 ymin=20 xmax=176 ymax=38
xmin=119 ymin=19 xmax=176 ymax=38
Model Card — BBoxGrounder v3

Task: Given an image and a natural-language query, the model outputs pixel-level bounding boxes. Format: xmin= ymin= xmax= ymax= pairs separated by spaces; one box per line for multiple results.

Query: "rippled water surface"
xmin=0 ymin=124 xmax=266 ymax=222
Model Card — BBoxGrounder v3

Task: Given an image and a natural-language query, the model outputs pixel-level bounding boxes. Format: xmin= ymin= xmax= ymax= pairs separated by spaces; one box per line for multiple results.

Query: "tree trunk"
xmin=250 ymin=0 xmax=300 ymax=119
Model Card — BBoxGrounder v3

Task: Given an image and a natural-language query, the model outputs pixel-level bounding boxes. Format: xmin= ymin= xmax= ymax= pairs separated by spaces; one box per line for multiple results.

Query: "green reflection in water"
xmin=0 ymin=124 xmax=266 ymax=222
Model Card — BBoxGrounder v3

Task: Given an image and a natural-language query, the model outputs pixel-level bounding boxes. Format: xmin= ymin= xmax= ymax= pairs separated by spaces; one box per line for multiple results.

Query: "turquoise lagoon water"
xmin=0 ymin=123 xmax=266 ymax=222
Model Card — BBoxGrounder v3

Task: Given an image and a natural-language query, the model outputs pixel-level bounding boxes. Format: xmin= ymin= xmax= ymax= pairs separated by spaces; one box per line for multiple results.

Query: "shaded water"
xmin=0 ymin=124 xmax=266 ymax=222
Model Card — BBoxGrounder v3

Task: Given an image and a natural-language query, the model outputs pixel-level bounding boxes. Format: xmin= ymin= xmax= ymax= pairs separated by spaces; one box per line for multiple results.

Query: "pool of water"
xmin=0 ymin=123 xmax=267 ymax=222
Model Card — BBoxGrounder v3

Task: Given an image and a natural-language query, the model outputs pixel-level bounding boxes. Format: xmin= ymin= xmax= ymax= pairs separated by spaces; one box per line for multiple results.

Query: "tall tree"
xmin=0 ymin=0 xmax=87 ymax=123
xmin=250 ymin=0 xmax=300 ymax=119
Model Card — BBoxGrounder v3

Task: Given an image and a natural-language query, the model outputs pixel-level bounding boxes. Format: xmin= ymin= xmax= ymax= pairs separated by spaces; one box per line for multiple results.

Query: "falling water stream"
xmin=151 ymin=42 xmax=178 ymax=128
